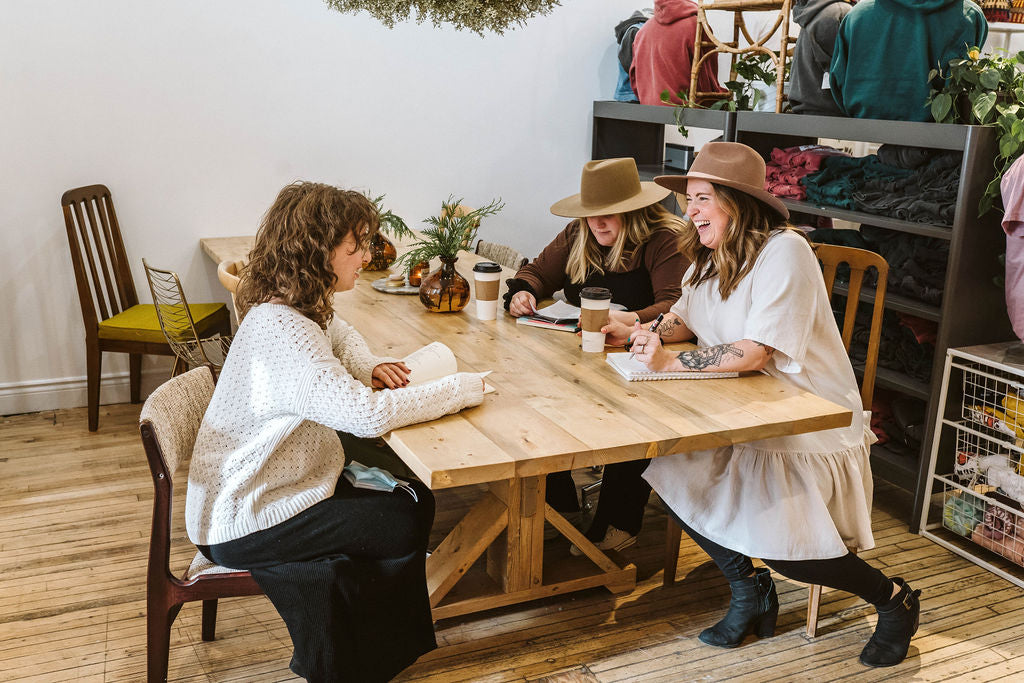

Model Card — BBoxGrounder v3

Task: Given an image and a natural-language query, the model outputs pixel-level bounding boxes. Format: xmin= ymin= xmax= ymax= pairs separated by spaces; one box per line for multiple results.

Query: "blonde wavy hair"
xmin=681 ymin=183 xmax=801 ymax=299
xmin=235 ymin=182 xmax=379 ymax=328
xmin=565 ymin=204 xmax=685 ymax=284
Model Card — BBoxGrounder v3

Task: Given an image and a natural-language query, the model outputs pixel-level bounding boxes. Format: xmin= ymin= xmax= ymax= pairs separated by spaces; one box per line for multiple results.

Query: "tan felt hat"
xmin=550 ymin=157 xmax=671 ymax=218
xmin=654 ymin=142 xmax=789 ymax=220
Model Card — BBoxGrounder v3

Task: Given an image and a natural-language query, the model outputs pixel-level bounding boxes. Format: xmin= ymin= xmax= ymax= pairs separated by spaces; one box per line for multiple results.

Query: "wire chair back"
xmin=143 ymin=259 xmax=231 ymax=374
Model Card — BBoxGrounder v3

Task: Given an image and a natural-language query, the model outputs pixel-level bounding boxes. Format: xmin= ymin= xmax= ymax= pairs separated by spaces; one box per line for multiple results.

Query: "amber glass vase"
xmin=418 ymin=257 xmax=470 ymax=313
xmin=362 ymin=233 xmax=397 ymax=271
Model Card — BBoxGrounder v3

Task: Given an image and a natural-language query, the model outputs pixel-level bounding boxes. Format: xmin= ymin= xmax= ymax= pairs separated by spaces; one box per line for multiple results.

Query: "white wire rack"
xmin=919 ymin=343 xmax=1024 ymax=588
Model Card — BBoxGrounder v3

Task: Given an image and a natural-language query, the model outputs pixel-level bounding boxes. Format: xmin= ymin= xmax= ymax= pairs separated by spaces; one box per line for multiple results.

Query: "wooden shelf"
xmin=832 ymin=282 xmax=942 ymax=321
xmin=781 ymin=198 xmax=954 ymax=239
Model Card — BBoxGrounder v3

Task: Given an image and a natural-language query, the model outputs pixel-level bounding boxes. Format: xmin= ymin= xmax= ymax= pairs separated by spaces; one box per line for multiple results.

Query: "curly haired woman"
xmin=186 ymin=182 xmax=485 ymax=682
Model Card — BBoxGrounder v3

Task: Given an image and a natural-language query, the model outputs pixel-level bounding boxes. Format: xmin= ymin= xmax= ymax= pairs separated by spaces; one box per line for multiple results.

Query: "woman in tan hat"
xmin=611 ymin=142 xmax=920 ymax=668
xmin=504 ymin=156 xmax=687 ymax=552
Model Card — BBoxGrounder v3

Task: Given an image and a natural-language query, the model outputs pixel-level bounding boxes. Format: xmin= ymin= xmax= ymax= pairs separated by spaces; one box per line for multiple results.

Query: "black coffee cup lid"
xmin=580 ymin=286 xmax=613 ymax=300
xmin=473 ymin=261 xmax=502 ymax=273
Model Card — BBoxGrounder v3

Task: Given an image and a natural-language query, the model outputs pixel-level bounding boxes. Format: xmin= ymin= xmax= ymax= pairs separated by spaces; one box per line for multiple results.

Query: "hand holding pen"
xmin=629 ymin=313 xmax=665 ymax=361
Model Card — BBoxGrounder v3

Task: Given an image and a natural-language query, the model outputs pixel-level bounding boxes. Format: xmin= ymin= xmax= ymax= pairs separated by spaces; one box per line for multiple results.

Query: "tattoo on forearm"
xmin=754 ymin=341 xmax=776 ymax=358
xmin=657 ymin=318 xmax=683 ymax=338
xmin=677 ymin=343 xmax=744 ymax=370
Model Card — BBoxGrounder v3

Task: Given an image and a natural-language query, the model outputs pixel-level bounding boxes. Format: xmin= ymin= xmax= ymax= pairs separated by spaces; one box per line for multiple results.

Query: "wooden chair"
xmin=61 ymin=185 xmax=231 ymax=430
xmin=139 ymin=366 xmax=263 ymax=683
xmin=690 ymin=0 xmax=795 ymax=112
xmin=663 ymin=242 xmax=889 ymax=638
xmin=475 ymin=240 xmax=528 ymax=271
xmin=143 ymin=259 xmax=232 ymax=376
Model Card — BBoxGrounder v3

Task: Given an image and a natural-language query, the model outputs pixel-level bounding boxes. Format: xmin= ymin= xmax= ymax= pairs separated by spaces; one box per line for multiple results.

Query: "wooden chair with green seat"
xmin=662 ymin=242 xmax=888 ymax=638
xmin=61 ymin=184 xmax=231 ymax=431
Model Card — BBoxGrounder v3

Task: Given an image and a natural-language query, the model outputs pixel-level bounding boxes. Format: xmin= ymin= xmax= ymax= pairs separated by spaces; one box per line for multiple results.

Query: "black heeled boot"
xmin=699 ymin=567 xmax=779 ymax=648
xmin=859 ymin=577 xmax=921 ymax=667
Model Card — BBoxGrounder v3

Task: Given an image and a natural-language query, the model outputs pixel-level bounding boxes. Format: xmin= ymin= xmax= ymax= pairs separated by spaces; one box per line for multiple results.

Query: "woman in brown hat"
xmin=611 ymin=142 xmax=921 ymax=668
xmin=504 ymin=156 xmax=687 ymax=552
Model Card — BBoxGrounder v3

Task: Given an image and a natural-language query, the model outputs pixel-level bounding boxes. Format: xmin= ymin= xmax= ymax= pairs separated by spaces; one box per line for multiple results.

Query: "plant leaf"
xmin=973 ymin=90 xmax=997 ymax=123
xmin=931 ymin=92 xmax=953 ymax=122
xmin=1000 ymin=134 xmax=1022 ymax=159
xmin=980 ymin=68 xmax=1002 ymax=90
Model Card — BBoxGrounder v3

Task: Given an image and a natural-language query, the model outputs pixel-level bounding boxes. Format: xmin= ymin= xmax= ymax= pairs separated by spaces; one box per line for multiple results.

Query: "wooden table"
xmin=201 ymin=236 xmax=853 ymax=620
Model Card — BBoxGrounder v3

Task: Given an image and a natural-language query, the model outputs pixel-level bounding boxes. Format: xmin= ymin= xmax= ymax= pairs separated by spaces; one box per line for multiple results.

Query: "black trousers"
xmin=669 ymin=510 xmax=893 ymax=606
xmin=546 ymin=458 xmax=652 ymax=537
xmin=200 ymin=473 xmax=436 ymax=682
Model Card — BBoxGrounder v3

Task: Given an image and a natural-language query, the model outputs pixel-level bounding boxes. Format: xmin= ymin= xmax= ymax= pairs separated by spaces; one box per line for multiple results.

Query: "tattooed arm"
xmin=602 ymin=311 xmax=693 ymax=347
xmin=631 ymin=335 xmax=776 ymax=373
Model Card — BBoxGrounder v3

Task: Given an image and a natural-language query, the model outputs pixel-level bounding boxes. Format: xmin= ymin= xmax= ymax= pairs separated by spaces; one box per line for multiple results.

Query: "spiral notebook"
xmin=605 ymin=353 xmax=739 ymax=381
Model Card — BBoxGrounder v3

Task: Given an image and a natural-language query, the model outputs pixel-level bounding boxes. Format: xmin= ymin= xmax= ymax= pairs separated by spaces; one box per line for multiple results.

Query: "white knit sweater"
xmin=185 ymin=303 xmax=484 ymax=546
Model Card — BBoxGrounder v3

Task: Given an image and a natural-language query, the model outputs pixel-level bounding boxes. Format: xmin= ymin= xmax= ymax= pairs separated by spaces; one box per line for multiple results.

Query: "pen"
xmin=629 ymin=313 xmax=664 ymax=361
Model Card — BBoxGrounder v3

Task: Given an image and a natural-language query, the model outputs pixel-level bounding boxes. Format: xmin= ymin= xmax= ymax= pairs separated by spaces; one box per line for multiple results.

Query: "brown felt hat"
xmin=550 ymin=157 xmax=671 ymax=218
xmin=654 ymin=142 xmax=789 ymax=219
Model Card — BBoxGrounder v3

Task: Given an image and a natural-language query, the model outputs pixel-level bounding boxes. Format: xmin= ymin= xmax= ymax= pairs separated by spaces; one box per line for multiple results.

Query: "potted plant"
xmin=661 ymin=51 xmax=788 ymax=136
xmin=926 ymin=48 xmax=1024 ymax=215
xmin=361 ymin=195 xmax=413 ymax=271
xmin=395 ymin=196 xmax=504 ymax=313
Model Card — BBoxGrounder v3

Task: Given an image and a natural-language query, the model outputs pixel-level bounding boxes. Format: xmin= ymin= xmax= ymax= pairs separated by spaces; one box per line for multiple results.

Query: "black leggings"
xmin=546 ymin=458 xmax=652 ymax=537
xmin=670 ymin=510 xmax=893 ymax=606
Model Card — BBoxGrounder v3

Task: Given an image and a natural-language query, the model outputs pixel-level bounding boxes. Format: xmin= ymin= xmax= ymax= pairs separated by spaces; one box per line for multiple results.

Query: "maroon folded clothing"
xmin=765 ymin=179 xmax=806 ymax=200
xmin=770 ymin=145 xmax=849 ymax=171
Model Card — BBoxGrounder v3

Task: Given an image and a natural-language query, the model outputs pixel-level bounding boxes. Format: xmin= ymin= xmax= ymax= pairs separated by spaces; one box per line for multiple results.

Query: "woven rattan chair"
xmin=139 ymin=366 xmax=263 ymax=682
xmin=475 ymin=239 xmax=528 ymax=271
xmin=663 ymin=243 xmax=889 ymax=638
xmin=143 ymin=260 xmax=232 ymax=376
xmin=62 ymin=185 xmax=230 ymax=430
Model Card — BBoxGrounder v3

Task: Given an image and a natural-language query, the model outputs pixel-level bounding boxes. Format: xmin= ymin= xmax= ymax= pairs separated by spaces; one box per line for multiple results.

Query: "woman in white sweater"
xmin=186 ymin=182 xmax=484 ymax=682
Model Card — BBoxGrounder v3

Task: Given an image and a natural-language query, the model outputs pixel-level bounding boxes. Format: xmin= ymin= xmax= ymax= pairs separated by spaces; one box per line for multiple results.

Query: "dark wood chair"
xmin=61 ymin=184 xmax=231 ymax=430
xmin=662 ymin=242 xmax=889 ymax=638
xmin=139 ymin=366 xmax=263 ymax=683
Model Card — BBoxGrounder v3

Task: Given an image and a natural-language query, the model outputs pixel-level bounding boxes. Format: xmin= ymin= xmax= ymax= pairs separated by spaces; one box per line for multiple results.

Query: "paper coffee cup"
xmin=473 ymin=261 xmax=502 ymax=321
xmin=579 ymin=286 xmax=612 ymax=352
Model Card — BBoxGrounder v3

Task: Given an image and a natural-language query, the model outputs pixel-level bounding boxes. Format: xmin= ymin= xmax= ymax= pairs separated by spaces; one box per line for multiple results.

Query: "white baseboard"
xmin=0 ymin=368 xmax=170 ymax=416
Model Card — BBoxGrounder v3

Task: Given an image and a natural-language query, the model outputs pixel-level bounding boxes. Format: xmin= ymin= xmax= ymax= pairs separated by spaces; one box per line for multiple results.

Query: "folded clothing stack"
xmin=801 ymin=144 xmax=962 ymax=227
xmin=764 ymin=145 xmax=850 ymax=201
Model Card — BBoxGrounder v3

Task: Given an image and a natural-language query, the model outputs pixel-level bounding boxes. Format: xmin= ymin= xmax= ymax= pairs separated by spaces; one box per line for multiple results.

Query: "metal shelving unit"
xmin=918 ymin=343 xmax=1024 ymax=588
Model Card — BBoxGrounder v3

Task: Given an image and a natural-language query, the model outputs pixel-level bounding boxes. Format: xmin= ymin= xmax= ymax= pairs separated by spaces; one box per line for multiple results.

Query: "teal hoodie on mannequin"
xmin=830 ymin=0 xmax=987 ymax=121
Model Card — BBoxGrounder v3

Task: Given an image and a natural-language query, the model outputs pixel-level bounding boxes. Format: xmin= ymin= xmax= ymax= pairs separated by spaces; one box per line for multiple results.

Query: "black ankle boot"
xmin=699 ymin=567 xmax=779 ymax=648
xmin=859 ymin=577 xmax=921 ymax=667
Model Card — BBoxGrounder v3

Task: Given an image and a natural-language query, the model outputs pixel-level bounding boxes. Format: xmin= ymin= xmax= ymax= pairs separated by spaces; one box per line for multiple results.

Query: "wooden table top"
xmin=201 ymin=235 xmax=853 ymax=490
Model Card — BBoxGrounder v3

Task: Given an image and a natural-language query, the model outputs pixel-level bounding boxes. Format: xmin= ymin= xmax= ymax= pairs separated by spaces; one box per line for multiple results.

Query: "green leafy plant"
xmin=660 ymin=51 xmax=788 ymax=136
xmin=926 ymin=47 xmax=1024 ymax=215
xmin=370 ymin=194 xmax=414 ymax=240
xmin=323 ymin=0 xmax=560 ymax=35
xmin=394 ymin=196 xmax=504 ymax=271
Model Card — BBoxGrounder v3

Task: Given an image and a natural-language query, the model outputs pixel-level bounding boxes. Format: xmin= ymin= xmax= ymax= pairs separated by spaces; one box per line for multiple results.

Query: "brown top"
xmin=510 ymin=222 xmax=687 ymax=322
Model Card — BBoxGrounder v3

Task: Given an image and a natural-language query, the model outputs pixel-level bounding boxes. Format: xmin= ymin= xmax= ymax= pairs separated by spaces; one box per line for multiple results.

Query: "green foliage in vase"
xmin=323 ymin=0 xmax=561 ymax=35
xmin=926 ymin=47 xmax=1024 ymax=215
xmin=394 ymin=196 xmax=504 ymax=271
xmin=371 ymin=194 xmax=415 ymax=241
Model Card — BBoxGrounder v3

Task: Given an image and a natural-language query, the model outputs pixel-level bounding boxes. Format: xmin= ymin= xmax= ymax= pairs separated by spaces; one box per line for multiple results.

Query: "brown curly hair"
xmin=235 ymin=182 xmax=379 ymax=328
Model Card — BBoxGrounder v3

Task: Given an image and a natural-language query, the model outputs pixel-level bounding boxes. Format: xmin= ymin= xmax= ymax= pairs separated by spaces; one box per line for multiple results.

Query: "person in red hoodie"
xmin=629 ymin=0 xmax=726 ymax=105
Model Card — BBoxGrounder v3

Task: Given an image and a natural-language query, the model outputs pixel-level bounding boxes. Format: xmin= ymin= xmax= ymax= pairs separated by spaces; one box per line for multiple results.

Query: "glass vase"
xmin=362 ymin=233 xmax=397 ymax=271
xmin=418 ymin=257 xmax=470 ymax=313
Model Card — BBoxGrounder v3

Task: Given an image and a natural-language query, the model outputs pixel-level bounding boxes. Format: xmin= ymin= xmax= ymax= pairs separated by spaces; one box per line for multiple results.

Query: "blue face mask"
xmin=342 ymin=461 xmax=418 ymax=501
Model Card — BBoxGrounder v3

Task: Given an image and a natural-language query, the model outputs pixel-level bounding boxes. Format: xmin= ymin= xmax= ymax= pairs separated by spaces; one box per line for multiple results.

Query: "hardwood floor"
xmin=3 ymin=403 xmax=1023 ymax=681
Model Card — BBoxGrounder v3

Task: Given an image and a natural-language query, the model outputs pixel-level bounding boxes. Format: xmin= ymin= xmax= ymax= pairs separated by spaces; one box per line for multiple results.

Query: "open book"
xmin=402 ymin=341 xmax=493 ymax=392
xmin=605 ymin=353 xmax=739 ymax=381
xmin=527 ymin=300 xmax=581 ymax=324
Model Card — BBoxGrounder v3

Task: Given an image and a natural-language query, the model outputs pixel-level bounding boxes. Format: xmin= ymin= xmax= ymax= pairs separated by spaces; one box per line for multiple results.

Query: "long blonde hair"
xmin=235 ymin=182 xmax=379 ymax=328
xmin=680 ymin=183 xmax=801 ymax=299
xmin=565 ymin=204 xmax=684 ymax=284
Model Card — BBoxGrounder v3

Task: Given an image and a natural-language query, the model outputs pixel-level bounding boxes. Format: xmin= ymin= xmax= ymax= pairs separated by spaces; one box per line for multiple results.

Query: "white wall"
xmin=2 ymin=0 xmax=651 ymax=413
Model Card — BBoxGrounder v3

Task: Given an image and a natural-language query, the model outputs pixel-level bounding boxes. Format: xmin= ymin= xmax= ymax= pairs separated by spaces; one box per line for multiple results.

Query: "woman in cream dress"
xmin=606 ymin=142 xmax=921 ymax=668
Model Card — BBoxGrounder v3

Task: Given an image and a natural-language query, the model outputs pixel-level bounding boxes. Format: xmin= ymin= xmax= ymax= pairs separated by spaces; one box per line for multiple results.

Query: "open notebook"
xmin=605 ymin=353 xmax=739 ymax=381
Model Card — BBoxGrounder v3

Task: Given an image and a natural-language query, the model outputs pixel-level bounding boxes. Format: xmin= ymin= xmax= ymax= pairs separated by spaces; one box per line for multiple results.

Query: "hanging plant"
xmin=323 ymin=1 xmax=561 ymax=35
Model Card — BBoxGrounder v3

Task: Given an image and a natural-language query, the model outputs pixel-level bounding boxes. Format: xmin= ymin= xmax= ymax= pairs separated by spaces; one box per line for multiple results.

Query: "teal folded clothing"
xmin=943 ymin=491 xmax=986 ymax=537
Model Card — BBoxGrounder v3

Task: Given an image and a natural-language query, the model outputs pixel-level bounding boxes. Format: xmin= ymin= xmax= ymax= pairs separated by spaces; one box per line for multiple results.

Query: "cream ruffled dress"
xmin=643 ymin=230 xmax=877 ymax=561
